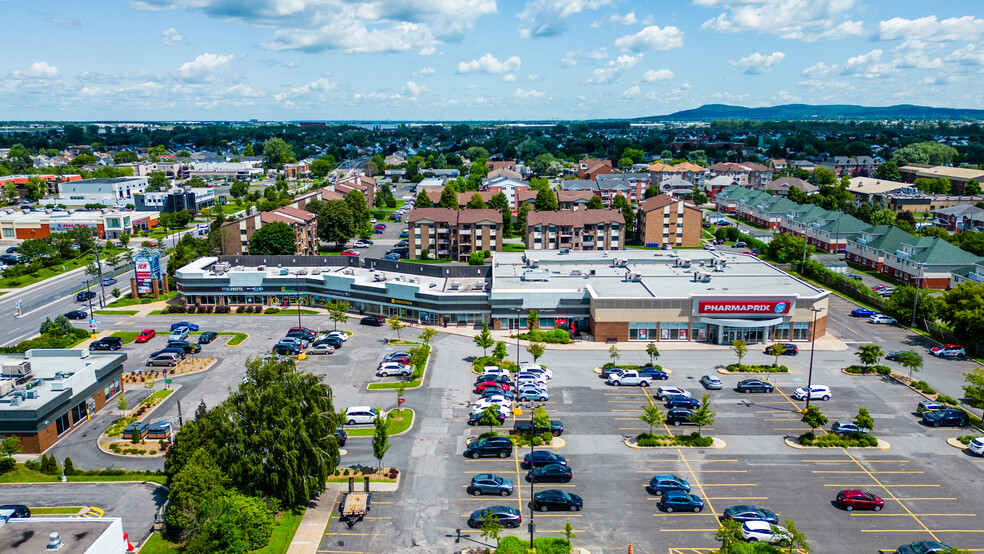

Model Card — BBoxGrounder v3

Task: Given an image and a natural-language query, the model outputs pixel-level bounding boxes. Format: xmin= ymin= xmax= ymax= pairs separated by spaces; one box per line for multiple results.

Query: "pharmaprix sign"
xmin=698 ymin=300 xmax=792 ymax=315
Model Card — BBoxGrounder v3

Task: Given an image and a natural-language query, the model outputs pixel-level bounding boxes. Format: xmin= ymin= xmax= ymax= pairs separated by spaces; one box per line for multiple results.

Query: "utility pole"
xmin=84 ymin=278 xmax=96 ymax=336
xmin=911 ymin=264 xmax=923 ymax=328
xmin=804 ymin=306 xmax=824 ymax=411
xmin=94 ymin=249 xmax=106 ymax=308
xmin=528 ymin=406 xmax=535 ymax=549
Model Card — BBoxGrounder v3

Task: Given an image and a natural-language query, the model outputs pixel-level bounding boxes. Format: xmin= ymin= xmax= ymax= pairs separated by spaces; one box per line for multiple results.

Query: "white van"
xmin=344 ymin=406 xmax=382 ymax=425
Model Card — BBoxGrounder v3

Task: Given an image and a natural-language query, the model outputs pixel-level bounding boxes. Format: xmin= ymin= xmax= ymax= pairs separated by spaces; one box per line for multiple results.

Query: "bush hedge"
xmin=798 ymin=432 xmax=878 ymax=448
xmin=511 ymin=431 xmax=554 ymax=447
xmin=602 ymin=362 xmax=663 ymax=370
xmin=957 ymin=435 xmax=979 ymax=445
xmin=911 ymin=380 xmax=937 ymax=394
xmin=844 ymin=364 xmax=892 ymax=375
xmin=512 ymin=329 xmax=572 ymax=344
xmin=471 ymin=356 xmax=518 ymax=374
xmin=496 ymin=537 xmax=572 ymax=554
xmin=936 ymin=395 xmax=958 ymax=405
xmin=0 ymin=328 xmax=90 ymax=354
xmin=636 ymin=432 xmax=713 ymax=447
xmin=726 ymin=363 xmax=789 ymax=373
xmin=265 ymin=307 xmax=280 ymax=314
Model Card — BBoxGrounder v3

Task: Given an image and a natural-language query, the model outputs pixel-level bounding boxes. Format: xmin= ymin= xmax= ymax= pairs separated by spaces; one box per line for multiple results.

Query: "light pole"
xmin=804 ymin=306 xmax=824 ymax=411
xmin=528 ymin=406 xmax=535 ymax=549
xmin=296 ymin=274 xmax=303 ymax=329
xmin=94 ymin=248 xmax=106 ymax=309
xmin=84 ymin=278 xmax=96 ymax=336
xmin=911 ymin=264 xmax=923 ymax=328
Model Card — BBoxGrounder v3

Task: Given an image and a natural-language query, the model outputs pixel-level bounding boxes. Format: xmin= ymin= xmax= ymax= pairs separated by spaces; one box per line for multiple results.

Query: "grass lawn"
xmin=138 ymin=508 xmax=304 ymax=554
xmin=138 ymin=534 xmax=179 ymax=554
xmin=501 ymin=243 xmax=527 ymax=252
xmin=0 ymin=247 xmax=127 ymax=289
xmin=108 ymin=291 xmax=178 ymax=307
xmin=109 ymin=331 xmax=140 ymax=344
xmin=31 ymin=507 xmax=82 ymax=515
xmin=142 ymin=389 xmax=174 ymax=406
xmin=345 ymin=409 xmax=414 ymax=436
xmin=846 ymin=261 xmax=908 ymax=286
xmin=94 ymin=310 xmax=138 ymax=316
xmin=0 ymin=464 xmax=165 ymax=485
xmin=142 ymin=226 xmax=192 ymax=241
xmin=213 ymin=203 xmax=251 ymax=215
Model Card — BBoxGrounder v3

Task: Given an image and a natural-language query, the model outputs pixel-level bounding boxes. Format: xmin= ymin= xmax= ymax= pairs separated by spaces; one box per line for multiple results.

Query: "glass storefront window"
xmin=629 ymin=322 xmax=658 ymax=341
xmin=661 ymin=322 xmax=689 ymax=341
xmin=792 ymin=322 xmax=811 ymax=341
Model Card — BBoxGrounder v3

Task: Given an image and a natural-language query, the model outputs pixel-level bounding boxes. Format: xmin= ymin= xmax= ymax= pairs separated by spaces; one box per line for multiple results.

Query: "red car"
xmin=340 ymin=249 xmax=360 ymax=256
xmin=386 ymin=355 xmax=410 ymax=365
xmin=475 ymin=380 xmax=511 ymax=394
xmin=836 ymin=489 xmax=884 ymax=511
xmin=135 ymin=329 xmax=156 ymax=343
xmin=374 ymin=223 xmax=386 ymax=230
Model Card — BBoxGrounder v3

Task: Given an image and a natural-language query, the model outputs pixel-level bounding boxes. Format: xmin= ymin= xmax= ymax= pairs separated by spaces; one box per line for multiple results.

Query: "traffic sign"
xmin=88 ymin=319 xmax=98 ymax=326
xmin=164 ymin=379 xmax=172 ymax=384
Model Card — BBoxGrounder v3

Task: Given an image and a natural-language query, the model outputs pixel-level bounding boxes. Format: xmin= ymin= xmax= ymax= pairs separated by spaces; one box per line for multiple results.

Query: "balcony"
xmin=459 ymin=229 xmax=472 ymax=235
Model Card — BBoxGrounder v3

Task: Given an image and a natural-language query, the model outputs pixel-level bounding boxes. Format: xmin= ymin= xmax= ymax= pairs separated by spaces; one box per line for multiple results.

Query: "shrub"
xmin=799 ymin=432 xmax=878 ymax=448
xmin=496 ymin=536 xmax=572 ymax=554
xmin=109 ymin=443 xmax=123 ymax=453
xmin=876 ymin=365 xmax=892 ymax=375
xmin=215 ymin=305 xmax=231 ymax=313
xmin=726 ymin=363 xmax=789 ymax=373
xmin=265 ymin=307 xmax=280 ymax=314
xmin=166 ymin=305 xmax=186 ymax=314
xmin=513 ymin=329 xmax=571 ymax=344
xmin=911 ymin=381 xmax=936 ymax=394
xmin=636 ymin=432 xmax=713 ymax=447
xmin=936 ymin=395 xmax=958 ymax=405
xmin=24 ymin=459 xmax=41 ymax=471
xmin=244 ymin=305 xmax=253 ymax=313
xmin=63 ymin=457 xmax=75 ymax=475
xmin=957 ymin=435 xmax=978 ymax=445
xmin=0 ymin=458 xmax=15 ymax=473
xmin=236 ymin=305 xmax=245 ymax=313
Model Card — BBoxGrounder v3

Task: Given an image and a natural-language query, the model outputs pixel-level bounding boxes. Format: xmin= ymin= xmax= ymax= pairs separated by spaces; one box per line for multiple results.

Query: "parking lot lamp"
xmin=296 ymin=273 xmax=302 ymax=329
xmin=84 ymin=278 xmax=96 ymax=336
xmin=804 ymin=306 xmax=824 ymax=411
xmin=528 ymin=406 xmax=535 ymax=549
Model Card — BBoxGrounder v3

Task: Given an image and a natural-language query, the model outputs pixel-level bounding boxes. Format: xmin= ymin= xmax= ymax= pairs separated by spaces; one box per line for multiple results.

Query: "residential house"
xmin=759 ymin=177 xmax=818 ymax=197
xmin=578 ymin=158 xmax=614 ymax=180
xmin=804 ymin=212 xmax=871 ymax=253
xmin=424 ymin=188 xmax=498 ymax=209
xmin=931 ymin=204 xmax=984 ymax=233
xmin=487 ymin=160 xmax=518 ymax=173
xmin=220 ymin=206 xmax=319 ymax=256
xmin=637 ymin=194 xmax=702 ymax=248
xmin=769 ymin=159 xmax=788 ymax=171
xmin=661 ymin=175 xmax=695 ymax=197
xmin=745 ymin=196 xmax=801 ymax=230
xmin=557 ymin=190 xmax=594 ymax=211
xmin=596 ymin=173 xmax=651 ymax=206
xmin=648 ymin=161 xmax=706 ymax=188
xmin=705 ymin=175 xmax=739 ymax=200
xmin=408 ymin=208 xmax=502 ymax=261
xmin=525 ymin=209 xmax=624 ymax=251
xmin=486 ymin=168 xmax=523 ymax=181
xmin=778 ymin=205 xmax=831 ymax=237
xmin=708 ymin=162 xmax=773 ymax=188
xmin=334 ymin=174 xmax=376 ymax=209
xmin=846 ymin=177 xmax=915 ymax=204
xmin=818 ymin=156 xmax=876 ymax=177
xmin=713 ymin=185 xmax=758 ymax=214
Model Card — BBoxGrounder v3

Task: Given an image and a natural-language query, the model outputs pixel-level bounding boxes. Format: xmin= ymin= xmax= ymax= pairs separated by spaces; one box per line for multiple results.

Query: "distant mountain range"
xmin=643 ymin=104 xmax=984 ymax=121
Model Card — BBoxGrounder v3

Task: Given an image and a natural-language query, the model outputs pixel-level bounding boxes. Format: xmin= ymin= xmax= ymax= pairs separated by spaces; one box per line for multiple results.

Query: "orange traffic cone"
xmin=124 ymin=532 xmax=135 ymax=552
xmin=628 ymin=546 xmax=633 ymax=554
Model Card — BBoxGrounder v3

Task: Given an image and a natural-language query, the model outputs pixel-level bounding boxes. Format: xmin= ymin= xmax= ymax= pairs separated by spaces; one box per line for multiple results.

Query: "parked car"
xmin=382 ymin=253 xmax=400 ymax=261
xmin=102 ymin=277 xmax=117 ymax=286
xmin=666 ymin=395 xmax=701 ymax=409
xmin=353 ymin=241 xmax=370 ymax=248
xmin=895 ymin=541 xmax=954 ymax=554
xmin=0 ymin=505 xmax=30 ymax=518
xmin=149 ymin=347 xmax=185 ymax=360
xmin=968 ymin=437 xmax=984 ymax=456
xmin=466 ymin=506 xmax=521 ymax=528
xmin=89 ymin=337 xmax=123 ymax=351
xmin=334 ymin=429 xmax=347 ymax=447
xmin=763 ymin=343 xmax=798 ymax=355
xmin=733 ymin=241 xmax=747 ymax=248
xmin=638 ymin=366 xmax=670 ymax=380
xmin=64 ymin=310 xmax=89 ymax=320
xmin=168 ymin=327 xmax=190 ymax=342
xmin=517 ymin=388 xmax=549 ymax=402
xmin=166 ymin=340 xmax=201 ymax=354
xmin=360 ymin=315 xmax=386 ymax=326
xmin=170 ymin=322 xmax=199 ymax=331
xmin=325 ymin=330 xmax=348 ymax=342
xmin=468 ymin=474 xmax=513 ymax=497
xmin=309 ymin=344 xmax=336 ymax=355
xmin=341 ymin=249 xmax=360 ymax=256
xmin=315 ymin=336 xmax=343 ymax=349
xmin=0 ymin=254 xmax=21 ymax=265
xmin=512 ymin=420 xmax=564 ymax=437
xmin=76 ymin=291 xmax=96 ymax=302
xmin=518 ymin=363 xmax=553 ymax=379
xmin=272 ymin=342 xmax=301 ymax=356
xmin=885 ymin=351 xmax=904 ymax=361
xmin=480 ymin=366 xmax=510 ymax=378
xmin=646 ymin=474 xmax=691 ymax=496
xmin=600 ymin=366 xmax=628 ymax=378
xmin=281 ymin=335 xmax=310 ymax=348
xmin=376 ymin=362 xmax=412 ymax=377
xmin=657 ymin=386 xmax=691 ymax=401
xmin=845 ymin=273 xmax=863 ymax=281
xmin=197 ymin=331 xmax=218 ymax=344
xmin=722 ymin=505 xmax=779 ymax=524
xmin=464 ymin=436 xmax=513 ymax=459
xmin=869 ymin=314 xmax=896 ymax=324
xmin=836 ymin=489 xmax=884 ymax=511
xmin=472 ymin=396 xmax=512 ymax=413
xmin=922 ymin=408 xmax=969 ymax=427
xmin=851 ymin=308 xmax=877 ymax=317
xmin=831 ymin=421 xmax=869 ymax=436
xmin=480 ymin=387 xmax=515 ymax=401
xmin=467 ymin=411 xmax=505 ymax=427
xmin=530 ymin=490 xmax=582 ymax=512
xmin=135 ymin=329 xmax=156 ymax=343
xmin=700 ymin=375 xmax=723 ymax=390
xmin=741 ymin=520 xmax=791 ymax=544
xmin=792 ymin=385 xmax=832 ymax=401
xmin=665 ymin=408 xmax=696 ymax=426
xmin=147 ymin=353 xmax=180 ymax=367
xmin=931 ymin=344 xmax=965 ymax=357
xmin=521 ymin=451 xmax=566 ymax=469
xmin=344 ymin=406 xmax=381 ymax=425
xmin=916 ymin=400 xmax=944 ymax=415
xmin=476 ymin=374 xmax=511 ymax=386
xmin=736 ymin=379 xmax=773 ymax=393
xmin=658 ymin=491 xmax=704 ymax=513
xmin=526 ymin=464 xmax=573 ymax=484
xmin=474 ymin=380 xmax=510 ymax=394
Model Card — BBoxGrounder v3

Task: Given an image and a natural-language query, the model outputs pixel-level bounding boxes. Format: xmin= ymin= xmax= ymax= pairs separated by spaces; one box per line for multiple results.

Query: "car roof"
xmin=743 ymin=520 xmax=773 ymax=531
xmin=346 ymin=406 xmax=375 ymax=412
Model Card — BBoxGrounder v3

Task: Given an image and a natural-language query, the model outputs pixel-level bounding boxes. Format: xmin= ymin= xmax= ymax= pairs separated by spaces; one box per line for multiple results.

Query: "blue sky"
xmin=1 ymin=0 xmax=982 ymax=121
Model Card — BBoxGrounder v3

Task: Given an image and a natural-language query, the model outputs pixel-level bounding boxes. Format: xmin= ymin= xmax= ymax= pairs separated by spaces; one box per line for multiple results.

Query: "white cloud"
xmin=12 ymin=61 xmax=61 ymax=79
xmin=614 ymin=25 xmax=684 ymax=52
xmin=878 ymin=16 xmax=984 ymax=43
xmin=49 ymin=16 xmax=82 ymax=30
xmin=527 ymin=74 xmax=540 ymax=81
xmin=560 ymin=48 xmax=608 ymax=66
xmin=946 ymin=44 xmax=984 ymax=67
xmin=457 ymin=53 xmax=521 ymax=74
xmin=162 ymin=27 xmax=183 ymax=46
xmin=176 ymin=53 xmax=234 ymax=82
xmin=588 ymin=53 xmax=642 ymax=84
xmin=591 ymin=12 xmax=636 ymax=27
xmin=225 ymin=83 xmax=265 ymax=98
xmin=844 ymin=49 xmax=882 ymax=71
xmin=620 ymin=85 xmax=640 ymax=98
xmin=517 ymin=0 xmax=613 ymax=38
xmin=643 ymin=69 xmax=675 ymax=82
xmin=710 ymin=91 xmax=749 ymax=103
xmin=775 ymin=90 xmax=800 ymax=102
xmin=697 ymin=0 xmax=864 ymax=42
xmin=729 ymin=51 xmax=785 ymax=74
xmin=412 ymin=67 xmax=435 ymax=78
xmin=502 ymin=74 xmax=516 ymax=82
xmin=274 ymin=77 xmax=338 ymax=104
xmin=514 ymin=88 xmax=546 ymax=99
xmin=801 ymin=61 xmax=837 ymax=78
xmin=403 ymin=80 xmax=428 ymax=96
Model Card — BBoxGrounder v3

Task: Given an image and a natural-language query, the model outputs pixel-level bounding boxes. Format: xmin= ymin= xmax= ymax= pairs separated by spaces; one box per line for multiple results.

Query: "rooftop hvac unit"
xmin=257 ymin=265 xmax=265 ymax=270
xmin=343 ymin=268 xmax=354 ymax=275
xmin=374 ymin=273 xmax=387 ymax=282
xmin=24 ymin=390 xmax=38 ymax=399
xmin=311 ymin=268 xmax=322 ymax=275
xmin=0 ymin=380 xmax=15 ymax=398
xmin=296 ymin=269 xmax=308 ymax=275
xmin=279 ymin=268 xmax=289 ymax=275
xmin=9 ymin=397 xmax=20 ymax=407
xmin=2 ymin=360 xmax=31 ymax=377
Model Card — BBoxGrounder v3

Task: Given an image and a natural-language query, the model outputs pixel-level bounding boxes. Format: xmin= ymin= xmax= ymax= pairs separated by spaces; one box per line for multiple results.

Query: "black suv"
xmin=736 ymin=379 xmax=774 ymax=393
xmin=166 ymin=340 xmax=202 ymax=354
xmin=512 ymin=420 xmax=564 ymax=437
xmin=464 ymin=436 xmax=513 ymax=459
xmin=89 ymin=337 xmax=123 ymax=351
xmin=76 ymin=291 xmax=97 ymax=302
xmin=360 ymin=315 xmax=386 ymax=326
xmin=922 ymin=408 xmax=969 ymax=428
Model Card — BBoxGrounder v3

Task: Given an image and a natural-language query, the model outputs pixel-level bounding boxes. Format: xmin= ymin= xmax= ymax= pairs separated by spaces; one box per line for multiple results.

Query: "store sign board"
xmin=698 ymin=300 xmax=791 ymax=315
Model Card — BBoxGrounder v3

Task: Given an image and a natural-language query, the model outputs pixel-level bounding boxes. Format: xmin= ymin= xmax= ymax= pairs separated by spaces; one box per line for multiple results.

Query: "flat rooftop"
xmin=0 ymin=350 xmax=126 ymax=413
xmin=0 ymin=209 xmax=158 ymax=223
xmin=0 ymin=518 xmax=119 ymax=553
xmin=492 ymin=250 xmax=826 ymax=299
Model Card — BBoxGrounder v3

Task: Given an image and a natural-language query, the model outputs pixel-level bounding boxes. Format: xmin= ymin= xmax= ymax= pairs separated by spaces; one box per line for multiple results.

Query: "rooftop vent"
xmin=47 ymin=531 xmax=63 ymax=551
xmin=2 ymin=360 xmax=31 ymax=377
xmin=296 ymin=268 xmax=308 ymax=275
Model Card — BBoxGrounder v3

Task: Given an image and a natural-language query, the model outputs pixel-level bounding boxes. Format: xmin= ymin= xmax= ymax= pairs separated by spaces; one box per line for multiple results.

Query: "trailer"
xmin=339 ymin=476 xmax=371 ymax=527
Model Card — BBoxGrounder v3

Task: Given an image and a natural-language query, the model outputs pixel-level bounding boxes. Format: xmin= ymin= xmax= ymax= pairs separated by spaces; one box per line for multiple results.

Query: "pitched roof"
xmin=639 ymin=193 xmax=699 ymax=213
xmin=559 ymin=179 xmax=599 ymax=192
xmin=816 ymin=213 xmax=872 ymax=235
xmin=486 ymin=168 xmax=522 ymax=180
xmin=556 ymin=190 xmax=594 ymax=203
xmin=408 ymin=207 xmax=501 ymax=225
xmin=932 ymin=204 xmax=984 ymax=217
xmin=516 ymin=189 xmax=539 ymax=204
xmin=906 ymin=237 xmax=984 ymax=265
xmin=526 ymin=209 xmax=624 ymax=227
xmin=260 ymin=206 xmax=317 ymax=225
xmin=761 ymin=177 xmax=818 ymax=194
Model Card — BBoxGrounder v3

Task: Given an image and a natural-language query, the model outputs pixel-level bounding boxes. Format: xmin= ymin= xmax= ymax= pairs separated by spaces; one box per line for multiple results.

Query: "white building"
xmin=39 ymin=176 xmax=148 ymax=207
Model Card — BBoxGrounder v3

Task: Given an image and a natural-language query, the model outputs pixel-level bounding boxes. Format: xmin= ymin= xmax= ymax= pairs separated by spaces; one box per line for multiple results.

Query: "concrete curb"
xmin=623 ymin=436 xmax=726 ymax=449
xmin=345 ymin=409 xmax=415 ymax=438
xmin=717 ymin=367 xmax=789 ymax=375
xmin=783 ymin=436 xmax=891 ymax=450
xmin=592 ymin=366 xmax=672 ymax=376
xmin=0 ymin=480 xmax=167 ymax=489
xmin=366 ymin=348 xmax=430 ymax=392
xmin=325 ymin=469 xmax=402 ymax=493
xmin=946 ymin=437 xmax=969 ymax=450
xmin=223 ymin=333 xmax=249 ymax=347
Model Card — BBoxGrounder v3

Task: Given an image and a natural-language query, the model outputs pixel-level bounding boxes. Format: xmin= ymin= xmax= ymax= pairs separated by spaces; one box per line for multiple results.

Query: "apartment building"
xmin=220 ymin=206 xmax=319 ymax=256
xmin=408 ymin=208 xmax=502 ymax=261
xmin=708 ymin=162 xmax=773 ymax=188
xmin=637 ymin=194 xmax=702 ymax=248
xmin=283 ymin=162 xmax=309 ymax=180
xmin=525 ymin=209 xmax=624 ymax=251
xmin=898 ymin=165 xmax=984 ymax=195
xmin=596 ymin=173 xmax=651 ymax=206
xmin=334 ymin=174 xmax=376 ymax=209
xmin=648 ymin=161 xmax=707 ymax=188
xmin=482 ymin=175 xmax=529 ymax=208
xmin=847 ymin=225 xmax=983 ymax=289
xmin=578 ymin=159 xmax=614 ymax=180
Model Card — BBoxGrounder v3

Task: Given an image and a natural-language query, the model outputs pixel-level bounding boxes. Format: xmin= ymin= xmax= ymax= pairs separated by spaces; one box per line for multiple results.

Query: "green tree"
xmin=623 ymin=147 xmax=644 ymax=164
xmin=563 ymin=519 xmax=577 ymax=547
xmin=810 ymin=166 xmax=837 ymax=186
xmin=892 ymin=141 xmax=958 ymax=166
xmin=492 ymin=340 xmax=507 ymax=361
xmin=714 ymin=518 xmax=742 ymax=552
xmin=962 ymin=367 xmax=984 ymax=419
xmin=387 ymin=317 xmax=407 ymax=341
xmin=262 ymin=138 xmax=296 ymax=168
xmin=854 ymin=407 xmax=874 ymax=432
xmin=474 ymin=321 xmax=494 ymax=357
xmin=165 ymin=449 xmax=227 ymax=537
xmin=938 ymin=282 xmax=984 ymax=342
xmin=310 ymin=155 xmax=336 ymax=177
xmin=526 ymin=341 xmax=545 ymax=364
xmin=318 ymin=199 xmax=355 ymax=246
xmin=248 ymin=221 xmax=296 ymax=255
xmin=611 ymin=193 xmax=634 ymax=234
xmin=766 ymin=233 xmax=810 ymax=263
xmin=527 ymin=310 xmax=539 ymax=331
xmin=782 ymin=517 xmax=813 ymax=553
xmin=873 ymin=160 xmax=901 ymax=181
xmin=885 ymin=286 xmax=938 ymax=325
xmin=418 ymin=326 xmax=437 ymax=347
xmin=62 ymin=456 xmax=75 ymax=476
xmin=414 ymin=188 xmax=432 ymax=208
xmin=116 ymin=394 xmax=128 ymax=415
xmin=687 ymin=149 xmax=708 ymax=167
xmin=639 ymin=404 xmax=664 ymax=435
xmin=146 ymin=172 xmax=169 ymax=192
xmin=608 ymin=344 xmax=621 ymax=365
xmin=766 ymin=343 xmax=787 ymax=367
xmin=438 ymin=182 xmax=458 ymax=209
xmin=586 ymin=195 xmax=604 ymax=210
xmin=896 ymin=350 xmax=923 ymax=379
xmin=965 ymin=179 xmax=982 ymax=195
xmin=478 ymin=405 xmax=504 ymax=435
xmin=801 ymin=406 xmax=828 ymax=435
xmin=534 ymin=188 xmax=559 ymax=211
xmin=229 ymin=180 xmax=249 ymax=199
xmin=618 ymin=156 xmax=634 ymax=170
xmin=466 ymin=193 xmax=487 ymax=209
xmin=183 ymin=490 xmax=274 ymax=553
xmin=344 ymin=189 xmax=371 ymax=229
xmin=465 ymin=146 xmax=490 ymax=161
xmin=0 ymin=436 xmax=21 ymax=459
xmin=479 ymin=508 xmax=503 ymax=549
xmin=855 ymin=344 xmax=884 ymax=368
xmin=688 ymin=394 xmax=715 ymax=436
xmin=326 ymin=300 xmax=350 ymax=330
xmin=731 ymin=339 xmax=748 ymax=367
xmin=372 ymin=408 xmax=391 ymax=469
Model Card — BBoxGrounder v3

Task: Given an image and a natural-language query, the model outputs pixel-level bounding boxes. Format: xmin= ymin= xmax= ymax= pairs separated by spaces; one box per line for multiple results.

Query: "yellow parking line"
xmin=811 ymin=471 xmax=923 ymax=474
xmin=701 ymin=483 xmax=758 ymax=487
xmin=705 ymin=497 xmax=769 ymax=500
xmin=619 ymin=427 xmax=646 ymax=431
xmin=653 ymin=513 xmax=714 ymax=517
xmin=822 ymin=484 xmax=939 ymax=487
xmin=895 ymin=498 xmax=957 ymax=501
xmin=611 ymin=409 xmax=647 ymax=412
xmin=639 ymin=459 xmax=739 ymax=463
xmin=803 ymin=459 xmax=910 ymax=463
xmin=324 ymin=533 xmax=385 ymax=536
xmin=862 ymin=529 xmax=984 ymax=533
xmin=851 ymin=513 xmax=976 ymax=517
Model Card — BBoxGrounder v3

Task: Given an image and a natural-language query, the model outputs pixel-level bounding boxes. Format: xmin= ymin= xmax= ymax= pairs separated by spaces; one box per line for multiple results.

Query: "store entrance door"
xmin=721 ymin=326 xmax=765 ymax=344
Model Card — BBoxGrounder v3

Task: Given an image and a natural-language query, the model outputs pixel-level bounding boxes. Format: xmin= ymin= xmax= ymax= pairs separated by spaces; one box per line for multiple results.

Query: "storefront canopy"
xmin=698 ymin=317 xmax=785 ymax=328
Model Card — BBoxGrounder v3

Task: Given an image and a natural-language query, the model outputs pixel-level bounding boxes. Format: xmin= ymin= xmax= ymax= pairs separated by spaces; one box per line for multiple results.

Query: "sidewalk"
xmin=286 ymin=477 xmax=401 ymax=554
xmin=433 ymin=325 xmax=849 ymax=352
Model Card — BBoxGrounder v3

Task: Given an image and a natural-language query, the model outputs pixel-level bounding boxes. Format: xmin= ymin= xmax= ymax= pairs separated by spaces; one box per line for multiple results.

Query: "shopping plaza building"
xmin=175 ymin=250 xmax=829 ymax=344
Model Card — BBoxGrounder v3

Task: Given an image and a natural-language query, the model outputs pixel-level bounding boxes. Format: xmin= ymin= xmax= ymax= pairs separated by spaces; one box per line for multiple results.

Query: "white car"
xmin=514 ymin=372 xmax=548 ymax=384
xmin=326 ymin=331 xmax=349 ymax=342
xmin=344 ymin=406 xmax=382 ymax=425
xmin=793 ymin=385 xmax=832 ymax=401
xmin=519 ymin=363 xmax=553 ymax=380
xmin=657 ymin=387 xmax=692 ymax=401
xmin=968 ymin=437 xmax=984 ymax=456
xmin=376 ymin=362 xmax=412 ymax=377
xmin=705 ymin=244 xmax=715 ymax=251
xmin=869 ymin=314 xmax=896 ymax=324
xmin=308 ymin=344 xmax=335 ymax=355
xmin=353 ymin=241 xmax=370 ymax=248
xmin=472 ymin=395 xmax=513 ymax=412
xmin=740 ymin=520 xmax=791 ymax=544
xmin=370 ymin=218 xmax=377 ymax=223
xmin=481 ymin=367 xmax=510 ymax=378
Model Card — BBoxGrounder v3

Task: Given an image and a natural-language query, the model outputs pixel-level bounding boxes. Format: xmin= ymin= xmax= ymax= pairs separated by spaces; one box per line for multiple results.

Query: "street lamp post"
xmin=911 ymin=264 xmax=923 ymax=328
xmin=296 ymin=274 xmax=303 ymax=329
xmin=84 ymin=278 xmax=96 ymax=336
xmin=804 ymin=306 xmax=824 ymax=411
xmin=528 ymin=406 xmax=535 ymax=549
xmin=94 ymin=249 xmax=106 ymax=309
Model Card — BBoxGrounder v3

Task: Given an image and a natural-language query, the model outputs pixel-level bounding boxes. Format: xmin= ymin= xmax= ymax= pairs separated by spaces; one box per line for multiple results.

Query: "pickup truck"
xmin=606 ymin=370 xmax=652 ymax=387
